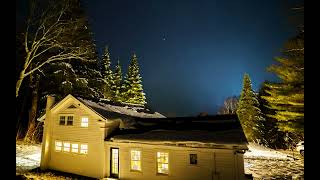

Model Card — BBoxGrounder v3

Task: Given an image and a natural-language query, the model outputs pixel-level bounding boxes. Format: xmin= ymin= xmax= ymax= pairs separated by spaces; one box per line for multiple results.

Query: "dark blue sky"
xmin=17 ymin=0 xmax=301 ymax=117
xmin=80 ymin=0 xmax=301 ymax=117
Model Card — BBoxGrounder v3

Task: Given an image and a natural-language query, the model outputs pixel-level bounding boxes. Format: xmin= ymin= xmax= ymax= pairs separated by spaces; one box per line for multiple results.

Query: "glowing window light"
xmin=130 ymin=150 xmax=141 ymax=171
xmin=80 ymin=144 xmax=88 ymax=154
xmin=157 ymin=152 xmax=169 ymax=174
xmin=71 ymin=143 xmax=78 ymax=153
xmin=55 ymin=141 xmax=62 ymax=151
xmin=81 ymin=117 xmax=89 ymax=127
xmin=63 ymin=142 xmax=70 ymax=152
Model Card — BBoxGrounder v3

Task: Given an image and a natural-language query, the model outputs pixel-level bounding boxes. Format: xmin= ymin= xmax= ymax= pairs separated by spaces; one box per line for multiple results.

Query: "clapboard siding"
xmin=105 ymin=142 xmax=245 ymax=180
xmin=47 ymin=97 xmax=107 ymax=178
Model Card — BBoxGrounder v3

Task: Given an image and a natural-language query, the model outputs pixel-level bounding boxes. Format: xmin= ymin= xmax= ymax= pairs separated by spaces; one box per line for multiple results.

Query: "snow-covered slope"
xmin=16 ymin=141 xmax=41 ymax=174
xmin=244 ymin=143 xmax=290 ymax=160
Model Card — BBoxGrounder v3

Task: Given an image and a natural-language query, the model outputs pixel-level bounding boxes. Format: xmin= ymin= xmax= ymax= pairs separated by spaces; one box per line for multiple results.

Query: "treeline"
xmin=16 ymin=0 xmax=146 ymax=142
xmin=218 ymin=6 xmax=304 ymax=149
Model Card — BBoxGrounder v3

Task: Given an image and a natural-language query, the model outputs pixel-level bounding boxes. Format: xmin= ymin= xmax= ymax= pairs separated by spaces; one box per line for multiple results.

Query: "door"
xmin=110 ymin=148 xmax=119 ymax=178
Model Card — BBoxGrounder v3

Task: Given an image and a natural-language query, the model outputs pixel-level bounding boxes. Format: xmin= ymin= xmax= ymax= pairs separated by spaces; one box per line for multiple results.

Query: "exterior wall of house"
xmin=45 ymin=97 xmax=108 ymax=178
xmin=105 ymin=141 xmax=246 ymax=180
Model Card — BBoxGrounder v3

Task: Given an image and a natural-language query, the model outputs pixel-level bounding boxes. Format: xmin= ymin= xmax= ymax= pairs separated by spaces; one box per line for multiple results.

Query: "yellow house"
xmin=38 ymin=94 xmax=248 ymax=179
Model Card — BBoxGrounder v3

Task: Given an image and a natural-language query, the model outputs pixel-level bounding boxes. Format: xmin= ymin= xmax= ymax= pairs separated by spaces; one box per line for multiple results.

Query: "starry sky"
xmin=17 ymin=0 xmax=302 ymax=117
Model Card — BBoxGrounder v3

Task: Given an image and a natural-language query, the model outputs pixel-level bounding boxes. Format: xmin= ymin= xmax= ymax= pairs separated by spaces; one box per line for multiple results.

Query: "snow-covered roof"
xmin=76 ymin=97 xmax=166 ymax=119
xmin=37 ymin=94 xmax=165 ymax=122
xmin=109 ymin=114 xmax=248 ymax=148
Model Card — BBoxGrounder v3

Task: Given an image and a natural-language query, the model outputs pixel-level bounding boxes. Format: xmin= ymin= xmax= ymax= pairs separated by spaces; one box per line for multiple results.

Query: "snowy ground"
xmin=16 ymin=141 xmax=304 ymax=179
xmin=16 ymin=141 xmax=42 ymax=175
xmin=244 ymin=143 xmax=304 ymax=179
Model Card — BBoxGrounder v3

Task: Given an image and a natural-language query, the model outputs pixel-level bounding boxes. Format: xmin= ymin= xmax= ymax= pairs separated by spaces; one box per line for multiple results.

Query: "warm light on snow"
xmin=16 ymin=142 xmax=41 ymax=174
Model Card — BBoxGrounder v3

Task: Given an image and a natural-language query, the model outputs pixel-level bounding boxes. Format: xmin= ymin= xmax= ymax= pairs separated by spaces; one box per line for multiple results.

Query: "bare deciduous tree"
xmin=217 ymin=96 xmax=239 ymax=114
xmin=16 ymin=0 xmax=95 ymax=97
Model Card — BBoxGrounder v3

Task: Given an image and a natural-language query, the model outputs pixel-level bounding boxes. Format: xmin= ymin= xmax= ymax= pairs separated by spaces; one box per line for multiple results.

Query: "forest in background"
xmin=16 ymin=0 xmax=304 ymax=150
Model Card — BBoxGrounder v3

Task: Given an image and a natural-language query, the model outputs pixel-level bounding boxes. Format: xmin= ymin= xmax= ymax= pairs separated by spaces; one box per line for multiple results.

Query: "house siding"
xmin=47 ymin=98 xmax=107 ymax=178
xmin=105 ymin=142 xmax=245 ymax=180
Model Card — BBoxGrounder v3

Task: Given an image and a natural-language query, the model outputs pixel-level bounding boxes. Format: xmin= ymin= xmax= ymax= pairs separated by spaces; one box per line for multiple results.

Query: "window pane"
xmin=80 ymin=144 xmax=88 ymax=154
xmin=112 ymin=149 xmax=119 ymax=174
xmin=59 ymin=116 xmax=65 ymax=125
xmin=131 ymin=150 xmax=141 ymax=171
xmin=72 ymin=143 xmax=78 ymax=153
xmin=67 ymin=116 xmax=73 ymax=126
xmin=63 ymin=142 xmax=70 ymax=152
xmin=157 ymin=152 xmax=168 ymax=174
xmin=190 ymin=154 xmax=197 ymax=165
xmin=81 ymin=117 xmax=89 ymax=127
xmin=55 ymin=141 xmax=62 ymax=151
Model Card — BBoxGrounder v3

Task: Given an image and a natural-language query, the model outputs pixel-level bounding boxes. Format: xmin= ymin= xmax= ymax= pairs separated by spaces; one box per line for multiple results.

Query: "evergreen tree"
xmin=258 ymin=82 xmax=288 ymax=149
xmin=261 ymin=4 xmax=304 ymax=135
xmin=71 ymin=1 xmax=103 ymax=99
xmin=101 ymin=46 xmax=115 ymax=100
xmin=262 ymin=32 xmax=304 ymax=135
xmin=237 ymin=73 xmax=265 ymax=143
xmin=113 ymin=59 xmax=123 ymax=102
xmin=122 ymin=54 xmax=147 ymax=105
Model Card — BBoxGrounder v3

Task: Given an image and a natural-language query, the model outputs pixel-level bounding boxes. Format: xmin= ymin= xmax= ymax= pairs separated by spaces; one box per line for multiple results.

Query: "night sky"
xmin=18 ymin=0 xmax=302 ymax=117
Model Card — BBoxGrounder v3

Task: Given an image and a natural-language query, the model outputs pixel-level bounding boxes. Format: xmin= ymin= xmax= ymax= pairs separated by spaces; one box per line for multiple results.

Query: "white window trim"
xmin=55 ymin=140 xmax=62 ymax=152
xmin=71 ymin=143 xmax=79 ymax=153
xmin=81 ymin=116 xmax=89 ymax=127
xmin=80 ymin=143 xmax=88 ymax=155
xmin=58 ymin=114 xmax=74 ymax=126
xmin=130 ymin=149 xmax=142 ymax=172
xmin=63 ymin=141 xmax=71 ymax=152
xmin=156 ymin=151 xmax=169 ymax=175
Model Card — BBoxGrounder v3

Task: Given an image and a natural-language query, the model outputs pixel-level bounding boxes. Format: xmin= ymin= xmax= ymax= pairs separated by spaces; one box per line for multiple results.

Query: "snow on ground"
xmin=244 ymin=143 xmax=290 ymax=160
xmin=244 ymin=143 xmax=304 ymax=179
xmin=16 ymin=141 xmax=41 ymax=175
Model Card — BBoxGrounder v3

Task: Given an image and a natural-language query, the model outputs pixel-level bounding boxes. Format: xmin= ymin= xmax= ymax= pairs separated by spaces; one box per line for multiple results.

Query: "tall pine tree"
xmin=122 ymin=53 xmax=147 ymax=105
xmin=101 ymin=46 xmax=115 ymax=100
xmin=237 ymin=73 xmax=265 ymax=143
xmin=113 ymin=59 xmax=123 ymax=102
xmin=262 ymin=32 xmax=304 ymax=135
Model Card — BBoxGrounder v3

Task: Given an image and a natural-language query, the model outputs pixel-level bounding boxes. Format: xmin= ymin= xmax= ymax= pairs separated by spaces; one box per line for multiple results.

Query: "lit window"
xmin=55 ymin=141 xmax=62 ymax=151
xmin=66 ymin=116 xmax=73 ymax=126
xmin=157 ymin=152 xmax=169 ymax=174
xmin=59 ymin=116 xmax=65 ymax=125
xmin=80 ymin=144 xmax=88 ymax=154
xmin=71 ymin=143 xmax=79 ymax=153
xmin=131 ymin=150 xmax=141 ymax=171
xmin=190 ymin=154 xmax=197 ymax=165
xmin=63 ymin=142 xmax=70 ymax=152
xmin=81 ymin=117 xmax=89 ymax=127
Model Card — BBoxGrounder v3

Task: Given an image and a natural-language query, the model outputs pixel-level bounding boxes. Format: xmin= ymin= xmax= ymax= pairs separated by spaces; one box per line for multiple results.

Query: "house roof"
xmin=109 ymin=114 xmax=248 ymax=148
xmin=76 ymin=97 xmax=165 ymax=119
xmin=37 ymin=94 xmax=165 ymax=122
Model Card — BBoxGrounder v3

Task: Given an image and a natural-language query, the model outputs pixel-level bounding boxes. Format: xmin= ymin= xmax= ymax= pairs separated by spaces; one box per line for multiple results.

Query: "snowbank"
xmin=16 ymin=141 xmax=41 ymax=174
xmin=244 ymin=143 xmax=304 ymax=179
xmin=244 ymin=143 xmax=291 ymax=160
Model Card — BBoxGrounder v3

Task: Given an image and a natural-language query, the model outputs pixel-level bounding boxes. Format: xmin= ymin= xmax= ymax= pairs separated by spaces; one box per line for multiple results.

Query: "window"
xmin=55 ymin=141 xmax=62 ymax=151
xmin=59 ymin=116 xmax=66 ymax=125
xmin=81 ymin=117 xmax=89 ymax=127
xmin=80 ymin=144 xmax=88 ymax=154
xmin=66 ymin=116 xmax=73 ymax=126
xmin=190 ymin=154 xmax=197 ymax=165
xmin=59 ymin=115 xmax=73 ymax=126
xmin=71 ymin=143 xmax=79 ymax=153
xmin=63 ymin=142 xmax=70 ymax=152
xmin=157 ymin=152 xmax=169 ymax=174
xmin=130 ymin=150 xmax=141 ymax=171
